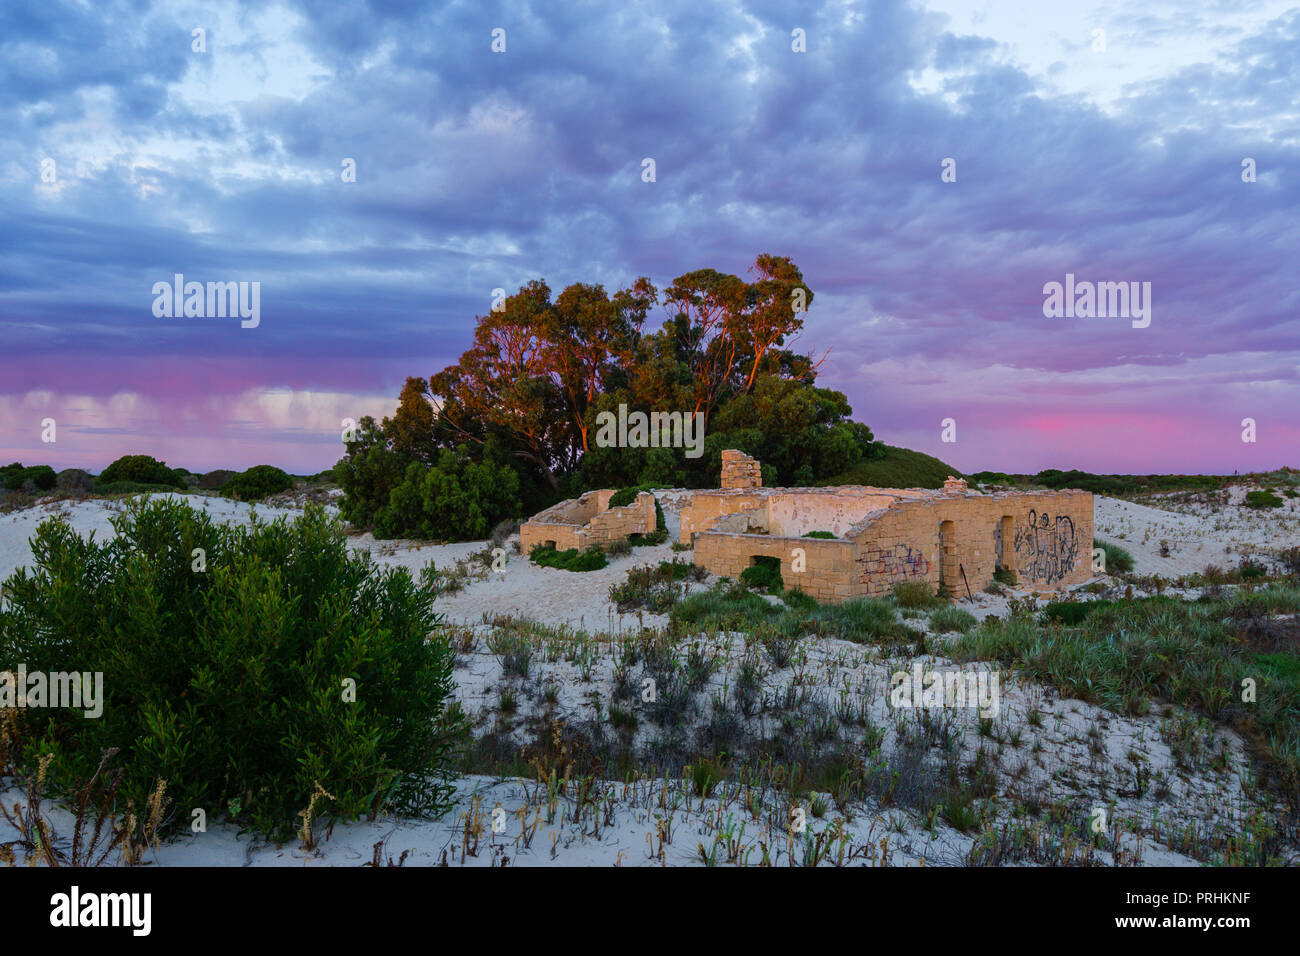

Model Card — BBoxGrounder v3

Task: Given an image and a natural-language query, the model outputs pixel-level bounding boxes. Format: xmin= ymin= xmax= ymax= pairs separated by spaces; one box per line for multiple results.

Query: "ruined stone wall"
xmin=693 ymin=531 xmax=855 ymax=603
xmin=519 ymin=489 xmax=616 ymax=553
xmin=678 ymin=491 xmax=767 ymax=544
xmin=586 ymin=492 xmax=656 ymax=545
xmin=848 ymin=490 xmax=1093 ymax=597
xmin=763 ymin=491 xmax=901 ymax=537
xmin=720 ymin=449 xmax=762 ymax=490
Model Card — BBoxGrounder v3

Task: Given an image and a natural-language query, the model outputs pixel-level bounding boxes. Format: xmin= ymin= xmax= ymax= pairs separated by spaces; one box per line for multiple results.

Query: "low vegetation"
xmin=0 ymin=498 xmax=461 ymax=842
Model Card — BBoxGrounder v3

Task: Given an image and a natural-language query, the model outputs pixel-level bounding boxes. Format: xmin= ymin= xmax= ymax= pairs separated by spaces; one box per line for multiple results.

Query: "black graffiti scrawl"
xmin=1013 ymin=509 xmax=1078 ymax=585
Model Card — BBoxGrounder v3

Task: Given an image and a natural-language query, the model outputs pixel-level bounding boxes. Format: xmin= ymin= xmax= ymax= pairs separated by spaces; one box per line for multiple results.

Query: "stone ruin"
xmin=520 ymin=450 xmax=1094 ymax=602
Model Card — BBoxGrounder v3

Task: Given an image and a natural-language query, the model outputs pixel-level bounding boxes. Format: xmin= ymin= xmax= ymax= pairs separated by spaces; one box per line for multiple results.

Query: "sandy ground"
xmin=1 ymin=485 xmax=1296 ymax=866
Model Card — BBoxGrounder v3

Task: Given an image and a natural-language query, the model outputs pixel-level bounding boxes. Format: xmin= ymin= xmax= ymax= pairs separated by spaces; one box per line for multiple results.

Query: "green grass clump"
xmin=1094 ymin=538 xmax=1134 ymax=573
xmin=1244 ymin=490 xmax=1284 ymax=509
xmin=928 ymin=605 xmax=978 ymax=634
xmin=802 ymin=530 xmax=837 ymax=539
xmin=993 ymin=565 xmax=1017 ymax=585
xmin=891 ymin=580 xmax=939 ymax=609
xmin=529 ymin=543 xmax=609 ymax=571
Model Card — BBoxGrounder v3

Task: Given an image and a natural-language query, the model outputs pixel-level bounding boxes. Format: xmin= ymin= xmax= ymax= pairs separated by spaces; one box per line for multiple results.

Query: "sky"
xmin=1 ymin=0 xmax=1297 ymax=476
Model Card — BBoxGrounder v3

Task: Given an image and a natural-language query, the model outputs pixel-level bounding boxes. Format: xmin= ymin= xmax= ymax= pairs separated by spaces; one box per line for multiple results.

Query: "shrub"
xmin=98 ymin=454 xmax=185 ymax=489
xmin=529 ymin=543 xmax=609 ymax=572
xmin=891 ymin=580 xmax=938 ymax=609
xmin=1094 ymin=539 xmax=1134 ymax=573
xmin=739 ymin=556 xmax=783 ymax=593
xmin=221 ymin=464 xmax=294 ymax=502
xmin=1245 ymin=490 xmax=1284 ymax=509
xmin=0 ymin=463 xmax=57 ymax=493
xmin=802 ymin=530 xmax=836 ymax=539
xmin=992 ymin=565 xmax=1017 ymax=586
xmin=373 ymin=448 xmax=522 ymax=542
xmin=0 ymin=498 xmax=460 ymax=841
xmin=196 ymin=469 xmax=237 ymax=490
xmin=55 ymin=469 xmax=95 ymax=494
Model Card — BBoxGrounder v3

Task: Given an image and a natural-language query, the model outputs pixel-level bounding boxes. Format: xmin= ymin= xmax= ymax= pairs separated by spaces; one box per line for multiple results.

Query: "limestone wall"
xmin=848 ymin=490 xmax=1093 ymax=597
xmin=519 ymin=488 xmax=655 ymax=553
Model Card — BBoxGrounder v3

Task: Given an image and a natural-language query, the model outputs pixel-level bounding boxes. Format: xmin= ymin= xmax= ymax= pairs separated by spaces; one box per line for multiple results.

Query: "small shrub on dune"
xmin=0 ymin=498 xmax=460 ymax=842
xmin=97 ymin=454 xmax=185 ymax=489
xmin=928 ymin=605 xmax=978 ymax=634
xmin=739 ymin=556 xmax=783 ymax=593
xmin=221 ymin=464 xmax=294 ymax=502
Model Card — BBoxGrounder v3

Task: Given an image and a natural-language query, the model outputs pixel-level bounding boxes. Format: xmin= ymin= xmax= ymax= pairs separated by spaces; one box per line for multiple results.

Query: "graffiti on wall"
xmin=1013 ymin=509 xmax=1078 ymax=584
xmin=858 ymin=543 xmax=931 ymax=585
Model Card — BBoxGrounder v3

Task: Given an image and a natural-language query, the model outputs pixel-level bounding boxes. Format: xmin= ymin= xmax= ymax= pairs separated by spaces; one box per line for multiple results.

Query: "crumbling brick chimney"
xmin=943 ymin=475 xmax=968 ymax=493
xmin=720 ymin=449 xmax=763 ymax=490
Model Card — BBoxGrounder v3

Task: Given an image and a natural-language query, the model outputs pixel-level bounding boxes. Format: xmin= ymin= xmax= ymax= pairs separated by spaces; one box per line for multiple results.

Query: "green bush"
xmin=1040 ymin=600 xmax=1110 ymax=625
xmin=221 ymin=464 xmax=294 ymax=502
xmin=802 ymin=530 xmax=836 ymax=539
xmin=372 ymin=448 xmax=521 ymax=541
xmin=993 ymin=565 xmax=1017 ymax=586
xmin=1245 ymin=490 xmax=1284 ymax=509
xmin=1 ymin=463 xmax=57 ymax=493
xmin=1094 ymin=539 xmax=1134 ymax=573
xmin=529 ymin=543 xmax=609 ymax=571
xmin=98 ymin=454 xmax=185 ymax=489
xmin=0 ymin=499 xmax=460 ymax=841
xmin=739 ymin=555 xmax=783 ymax=593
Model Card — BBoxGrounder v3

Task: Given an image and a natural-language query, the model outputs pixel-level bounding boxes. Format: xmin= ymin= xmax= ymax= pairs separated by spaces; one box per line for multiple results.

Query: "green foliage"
xmin=221 ymin=464 xmax=294 ymax=502
xmin=1245 ymin=490 xmax=1284 ymax=509
xmin=802 ymin=530 xmax=836 ymax=539
xmin=608 ymin=559 xmax=703 ymax=612
xmin=928 ymin=605 xmax=978 ymax=634
xmin=1094 ymin=538 xmax=1135 ymax=573
xmin=739 ymin=555 xmax=783 ymax=593
xmin=992 ymin=565 xmax=1018 ymax=585
xmin=529 ymin=543 xmax=609 ymax=571
xmin=821 ymin=444 xmax=958 ymax=490
xmin=891 ymin=581 xmax=939 ymax=609
xmin=0 ymin=463 xmax=56 ymax=492
xmin=0 ymin=498 xmax=460 ymax=841
xmin=339 ymin=426 xmax=523 ymax=541
xmin=98 ymin=454 xmax=185 ymax=489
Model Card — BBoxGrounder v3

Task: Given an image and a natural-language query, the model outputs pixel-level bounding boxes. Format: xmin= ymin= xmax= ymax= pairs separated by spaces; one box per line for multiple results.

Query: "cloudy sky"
xmin=2 ymin=0 xmax=1297 ymax=475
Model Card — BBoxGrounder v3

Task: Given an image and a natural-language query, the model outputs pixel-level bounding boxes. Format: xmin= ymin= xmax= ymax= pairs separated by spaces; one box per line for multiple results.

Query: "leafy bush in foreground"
xmin=221 ymin=464 xmax=294 ymax=501
xmin=0 ymin=498 xmax=460 ymax=841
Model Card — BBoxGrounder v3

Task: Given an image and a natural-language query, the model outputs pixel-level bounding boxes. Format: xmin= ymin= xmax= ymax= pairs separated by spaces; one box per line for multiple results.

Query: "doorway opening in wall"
xmin=740 ymin=554 xmax=783 ymax=594
xmin=544 ymin=540 xmax=556 ymax=550
xmin=994 ymin=515 xmax=1017 ymax=585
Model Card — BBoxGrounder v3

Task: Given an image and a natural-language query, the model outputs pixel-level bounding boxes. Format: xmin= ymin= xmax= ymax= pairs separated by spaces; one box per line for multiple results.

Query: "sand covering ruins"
xmin=522 ymin=450 xmax=1094 ymax=601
